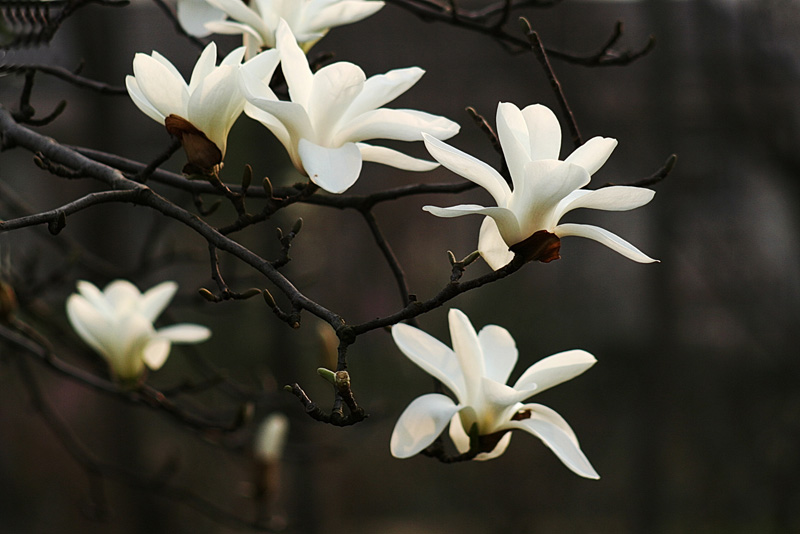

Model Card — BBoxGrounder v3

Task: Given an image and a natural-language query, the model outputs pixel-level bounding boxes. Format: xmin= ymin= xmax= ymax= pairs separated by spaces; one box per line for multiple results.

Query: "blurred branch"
xmin=0 ymin=63 xmax=127 ymax=95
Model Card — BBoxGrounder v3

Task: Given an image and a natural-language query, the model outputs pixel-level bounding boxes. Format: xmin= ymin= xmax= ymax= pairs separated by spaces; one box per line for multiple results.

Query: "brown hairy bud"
xmin=165 ymin=115 xmax=222 ymax=174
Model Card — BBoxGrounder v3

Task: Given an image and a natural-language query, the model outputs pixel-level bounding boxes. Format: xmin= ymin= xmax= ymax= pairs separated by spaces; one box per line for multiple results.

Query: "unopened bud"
xmin=241 ymin=164 xmax=253 ymax=191
xmin=334 ymin=370 xmax=351 ymax=390
xmin=262 ymin=176 xmax=274 ymax=198
xmin=317 ymin=367 xmax=336 ymax=385
xmin=291 ymin=217 xmax=303 ymax=235
xmin=447 ymin=250 xmax=457 ymax=265
xmin=0 ymin=281 xmax=17 ymax=323
xmin=239 ymin=288 xmax=262 ymax=299
xmin=461 ymin=250 xmax=481 ymax=266
xmin=198 ymin=288 xmax=218 ymax=302
xmin=262 ymin=289 xmax=277 ymax=309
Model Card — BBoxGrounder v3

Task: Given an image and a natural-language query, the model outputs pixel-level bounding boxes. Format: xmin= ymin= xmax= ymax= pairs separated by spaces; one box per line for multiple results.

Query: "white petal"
xmin=156 ymin=324 xmax=211 ymax=344
xmin=306 ymin=0 xmax=385 ymax=33
xmin=204 ymin=20 xmax=266 ymax=50
xmin=423 ymin=205 xmax=522 ymax=246
xmin=343 ymin=66 xmax=424 ymax=123
xmin=307 ymin=62 xmax=365 ymax=141
xmin=241 ymin=48 xmax=281 ymax=84
xmin=564 ymin=136 xmax=617 ymax=176
xmin=357 ymin=143 xmax=439 ymax=171
xmin=510 ymin=161 xmax=590 ymax=234
xmin=495 ymin=102 xmax=532 ymax=191
xmin=521 ymin=103 xmax=562 ymax=160
xmin=142 ymin=336 xmax=172 ymax=370
xmin=390 ymin=394 xmax=460 ymax=459
xmin=509 ymin=405 xmax=599 ymax=479
xmin=298 ymin=139 xmax=362 ymax=193
xmin=220 ymin=46 xmax=247 ymax=67
xmin=554 ymin=223 xmax=658 ymax=263
xmin=75 ymin=280 xmax=114 ymax=316
xmin=556 ymin=186 xmax=655 ymax=220
xmin=391 ymin=323 xmax=465 ymax=399
xmin=337 ymin=109 xmax=458 ymax=144
xmin=103 ymin=280 xmax=141 ymax=311
xmin=422 ymin=134 xmax=510 ymax=207
xmin=448 ymin=309 xmax=484 ymax=405
xmin=138 ymin=281 xmax=178 ymax=323
xmin=132 ymin=53 xmax=189 ymax=118
xmin=513 ymin=349 xmax=596 ymax=394
xmin=478 ymin=216 xmax=515 ymax=270
xmin=474 ymin=431 xmax=512 ymax=461
xmin=276 ymin=19 xmax=313 ymax=106
xmin=448 ymin=413 xmax=513 ymax=460
xmin=66 ymin=294 xmax=109 ymax=357
xmin=478 ymin=324 xmax=518 ymax=384
xmin=188 ymin=42 xmax=219 ymax=94
xmin=188 ymin=65 xmax=244 ymax=155
xmin=126 ymin=76 xmax=166 ymax=124
xmin=207 ymin=0 xmax=271 ymax=40
xmin=177 ymin=0 xmax=227 ymax=37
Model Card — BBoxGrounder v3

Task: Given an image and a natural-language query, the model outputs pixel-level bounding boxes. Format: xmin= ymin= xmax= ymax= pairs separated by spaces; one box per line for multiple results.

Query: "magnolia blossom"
xmin=177 ymin=0 xmax=385 ymax=57
xmin=423 ymin=102 xmax=657 ymax=269
xmin=126 ymin=42 xmax=279 ymax=172
xmin=239 ymin=20 xmax=459 ymax=194
xmin=390 ymin=309 xmax=599 ymax=479
xmin=66 ymin=280 xmax=211 ymax=382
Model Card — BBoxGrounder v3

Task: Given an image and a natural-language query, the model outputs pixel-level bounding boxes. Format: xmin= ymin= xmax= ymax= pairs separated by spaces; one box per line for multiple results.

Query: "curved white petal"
xmin=306 ymin=0 xmax=385 ymax=33
xmin=103 ymin=280 xmax=141 ymax=311
xmin=240 ymin=78 xmax=314 ymax=147
xmin=554 ymin=223 xmax=658 ymax=263
xmin=307 ymin=62 xmax=366 ymax=141
xmin=556 ymin=186 xmax=655 ymax=221
xmin=495 ymin=102 xmax=532 ymax=191
xmin=132 ymin=53 xmax=189 ymax=118
xmin=177 ymin=0 xmax=227 ymax=37
xmin=75 ymin=280 xmax=114 ymax=316
xmin=521 ymin=103 xmax=562 ymax=160
xmin=423 ymin=204 xmax=522 ymax=245
xmin=156 ymin=324 xmax=212 ymax=344
xmin=478 ymin=216 xmax=515 ymax=270
xmin=511 ymin=161 xmax=590 ymax=234
xmin=422 ymin=134 xmax=510 ymax=207
xmin=513 ymin=349 xmax=596 ymax=394
xmin=207 ymin=0 xmax=271 ymax=39
xmin=126 ymin=76 xmax=166 ymax=124
xmin=298 ymin=139 xmax=362 ymax=193
xmin=204 ymin=20 xmax=266 ymax=51
xmin=188 ymin=65 xmax=244 ymax=154
xmin=241 ymin=48 xmax=281 ymax=84
xmin=509 ymin=405 xmax=599 ymax=479
xmin=391 ymin=323 xmax=465 ymax=399
xmin=564 ymin=136 xmax=617 ymax=177
xmin=338 ymin=109 xmax=459 ymax=144
xmin=188 ymin=42 xmax=219 ymax=94
xmin=142 ymin=337 xmax=172 ymax=370
xmin=448 ymin=309 xmax=484 ymax=405
xmin=448 ymin=413 xmax=513 ymax=460
xmin=390 ymin=394 xmax=460 ymax=459
xmin=343 ymin=66 xmax=424 ymax=123
xmin=357 ymin=143 xmax=439 ymax=171
xmin=276 ymin=19 xmax=313 ymax=106
xmin=478 ymin=324 xmax=518 ymax=384
xmin=138 ymin=281 xmax=178 ymax=322
xmin=66 ymin=294 xmax=109 ymax=357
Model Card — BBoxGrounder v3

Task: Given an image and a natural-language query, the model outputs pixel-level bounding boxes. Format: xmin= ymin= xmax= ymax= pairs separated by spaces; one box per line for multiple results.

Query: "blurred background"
xmin=1 ymin=0 xmax=799 ymax=532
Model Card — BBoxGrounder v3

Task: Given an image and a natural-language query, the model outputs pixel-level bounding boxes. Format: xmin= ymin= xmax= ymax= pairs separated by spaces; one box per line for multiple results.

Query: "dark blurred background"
xmin=1 ymin=0 xmax=799 ymax=532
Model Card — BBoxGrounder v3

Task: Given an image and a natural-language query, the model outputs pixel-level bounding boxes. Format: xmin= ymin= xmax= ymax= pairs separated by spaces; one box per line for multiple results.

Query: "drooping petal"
xmin=521 ymin=103 xmax=562 ymax=160
xmin=142 ymin=336 xmax=172 ymax=370
xmin=343 ymin=66 xmax=424 ymax=123
xmin=306 ymin=0 xmax=385 ymax=33
xmin=564 ymin=136 xmax=617 ymax=177
xmin=298 ymin=139 xmax=362 ymax=193
xmin=337 ymin=109 xmax=458 ymax=144
xmin=508 ymin=405 xmax=599 ymax=479
xmin=423 ymin=205 xmax=522 ymax=245
xmin=448 ymin=309 xmax=485 ymax=405
xmin=478 ymin=324 xmax=518 ymax=384
xmin=478 ymin=216 xmax=515 ymax=270
xmin=390 ymin=394 xmax=460 ymax=459
xmin=513 ymin=349 xmax=596 ymax=394
xmin=391 ymin=323 xmax=465 ymax=399
xmin=138 ymin=281 xmax=178 ymax=323
xmin=555 ymin=186 xmax=655 ymax=221
xmin=176 ymin=0 xmax=227 ymax=37
xmin=554 ymin=223 xmax=658 ymax=263
xmin=357 ymin=143 xmax=439 ymax=171
xmin=422 ymin=134 xmax=510 ymax=207
xmin=156 ymin=324 xmax=211 ymax=344
xmin=306 ymin=62 xmax=365 ymax=141
xmin=240 ymin=73 xmax=315 ymax=145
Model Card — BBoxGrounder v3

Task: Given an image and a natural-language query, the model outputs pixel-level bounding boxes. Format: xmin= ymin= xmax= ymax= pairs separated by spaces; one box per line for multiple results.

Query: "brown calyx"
xmin=509 ymin=230 xmax=561 ymax=264
xmin=165 ymin=115 xmax=222 ymax=175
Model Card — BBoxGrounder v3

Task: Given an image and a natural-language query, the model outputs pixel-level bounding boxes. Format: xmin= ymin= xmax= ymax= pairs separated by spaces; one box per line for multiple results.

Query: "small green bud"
xmin=447 ymin=250 xmax=457 ymax=265
xmin=317 ymin=367 xmax=336 ymax=385
xmin=198 ymin=288 xmax=218 ymax=302
xmin=461 ymin=250 xmax=481 ymax=266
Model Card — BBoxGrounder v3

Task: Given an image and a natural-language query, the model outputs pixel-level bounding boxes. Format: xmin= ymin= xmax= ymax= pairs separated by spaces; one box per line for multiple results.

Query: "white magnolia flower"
xmin=390 ymin=308 xmax=599 ymax=479
xmin=177 ymin=0 xmax=385 ymax=57
xmin=66 ymin=280 xmax=211 ymax=382
xmin=423 ymin=102 xmax=657 ymax=269
xmin=239 ymin=20 xmax=460 ymax=193
xmin=254 ymin=413 xmax=290 ymax=463
xmin=126 ymin=42 xmax=279 ymax=172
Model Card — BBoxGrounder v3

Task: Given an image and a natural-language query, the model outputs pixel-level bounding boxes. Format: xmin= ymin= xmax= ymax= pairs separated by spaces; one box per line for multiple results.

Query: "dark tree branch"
xmin=0 ymin=63 xmax=127 ymax=95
